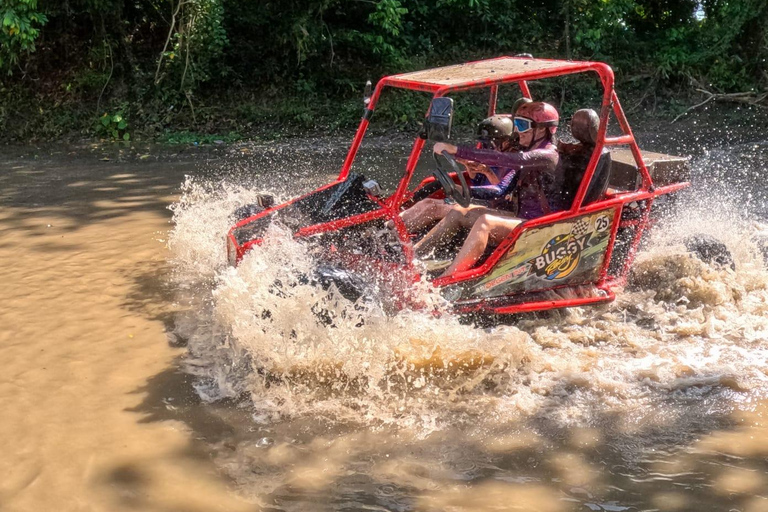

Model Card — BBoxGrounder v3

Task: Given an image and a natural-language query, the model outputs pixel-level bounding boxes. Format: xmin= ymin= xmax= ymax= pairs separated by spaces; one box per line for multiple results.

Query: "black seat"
xmin=558 ymin=109 xmax=612 ymax=209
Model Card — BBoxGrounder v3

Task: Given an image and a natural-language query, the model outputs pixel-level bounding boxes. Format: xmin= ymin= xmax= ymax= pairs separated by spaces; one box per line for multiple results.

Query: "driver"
xmin=399 ymin=114 xmax=520 ymax=233
xmin=414 ymin=101 xmax=561 ymax=271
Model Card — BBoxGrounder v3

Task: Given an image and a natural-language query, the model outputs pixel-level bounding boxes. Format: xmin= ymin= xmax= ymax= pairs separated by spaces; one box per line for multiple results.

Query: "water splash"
xmin=167 ymin=176 xmax=284 ymax=283
xmin=168 ymin=161 xmax=768 ymax=432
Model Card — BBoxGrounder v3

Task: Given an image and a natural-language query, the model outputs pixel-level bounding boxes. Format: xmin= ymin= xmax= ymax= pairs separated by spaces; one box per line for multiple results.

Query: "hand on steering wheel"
xmin=432 ymin=150 xmax=471 ymax=208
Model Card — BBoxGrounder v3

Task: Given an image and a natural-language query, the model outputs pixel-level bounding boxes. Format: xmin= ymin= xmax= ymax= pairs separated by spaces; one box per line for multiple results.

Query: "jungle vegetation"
xmin=0 ymin=0 xmax=766 ymax=141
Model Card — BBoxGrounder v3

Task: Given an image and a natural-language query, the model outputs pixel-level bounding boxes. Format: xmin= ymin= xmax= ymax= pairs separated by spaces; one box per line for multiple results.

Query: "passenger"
xmin=415 ymin=102 xmax=562 ymax=276
xmin=400 ymin=115 xmax=518 ymax=233
xmin=557 ymin=108 xmax=604 ymax=209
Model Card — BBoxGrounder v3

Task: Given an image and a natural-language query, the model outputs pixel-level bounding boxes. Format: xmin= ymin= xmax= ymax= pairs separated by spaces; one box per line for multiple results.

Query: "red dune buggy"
xmin=226 ymin=56 xmax=691 ymax=316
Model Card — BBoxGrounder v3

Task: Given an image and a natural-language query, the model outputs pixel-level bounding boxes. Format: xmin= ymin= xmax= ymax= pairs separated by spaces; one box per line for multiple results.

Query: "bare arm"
xmin=455 ymin=146 xmax=558 ymax=172
xmin=457 ymin=159 xmax=499 ymax=185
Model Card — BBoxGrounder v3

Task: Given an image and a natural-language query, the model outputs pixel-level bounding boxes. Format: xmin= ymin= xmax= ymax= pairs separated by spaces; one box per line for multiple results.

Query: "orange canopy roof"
xmin=385 ymin=56 xmax=604 ymax=91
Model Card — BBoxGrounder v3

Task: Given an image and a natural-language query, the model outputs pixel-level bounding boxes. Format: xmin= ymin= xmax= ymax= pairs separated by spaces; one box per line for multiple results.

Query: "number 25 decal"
xmin=595 ymin=214 xmax=611 ymax=232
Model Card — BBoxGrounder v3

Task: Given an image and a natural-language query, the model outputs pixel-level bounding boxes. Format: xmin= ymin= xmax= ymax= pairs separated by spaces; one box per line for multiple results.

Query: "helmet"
xmin=511 ymin=97 xmax=533 ymax=115
xmin=476 ymin=115 xmax=515 ymax=144
xmin=515 ymin=101 xmax=559 ymax=135
xmin=570 ymin=108 xmax=599 ymax=145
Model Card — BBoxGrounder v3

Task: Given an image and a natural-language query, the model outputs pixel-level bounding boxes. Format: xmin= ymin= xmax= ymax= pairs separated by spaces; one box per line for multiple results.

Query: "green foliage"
xmin=368 ymin=0 xmax=408 ymax=36
xmin=96 ymin=110 xmax=130 ymax=141
xmin=156 ymin=0 xmax=229 ymax=97
xmin=0 ymin=0 xmax=47 ymax=73
xmin=0 ymin=0 xmax=766 ymax=141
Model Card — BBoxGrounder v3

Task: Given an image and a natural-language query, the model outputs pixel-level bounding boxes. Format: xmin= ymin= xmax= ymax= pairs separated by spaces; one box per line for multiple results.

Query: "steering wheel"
xmin=432 ymin=150 xmax=472 ymax=208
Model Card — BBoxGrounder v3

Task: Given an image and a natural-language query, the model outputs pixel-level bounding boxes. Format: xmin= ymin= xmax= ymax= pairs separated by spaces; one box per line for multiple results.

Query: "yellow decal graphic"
xmin=528 ymin=232 xmax=592 ymax=280
xmin=528 ymin=216 xmax=595 ymax=280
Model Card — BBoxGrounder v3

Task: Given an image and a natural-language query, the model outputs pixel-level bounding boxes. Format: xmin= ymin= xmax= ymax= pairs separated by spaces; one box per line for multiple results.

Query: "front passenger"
xmin=416 ymin=101 xmax=562 ymax=275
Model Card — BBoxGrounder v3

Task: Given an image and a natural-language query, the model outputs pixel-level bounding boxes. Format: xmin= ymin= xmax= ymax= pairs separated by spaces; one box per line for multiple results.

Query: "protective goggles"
xmin=513 ymin=116 xmax=534 ymax=133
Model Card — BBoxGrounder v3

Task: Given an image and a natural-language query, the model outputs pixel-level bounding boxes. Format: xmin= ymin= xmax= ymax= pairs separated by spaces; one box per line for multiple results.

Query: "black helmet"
xmin=512 ymin=97 xmax=533 ymax=115
xmin=476 ymin=115 xmax=515 ymax=144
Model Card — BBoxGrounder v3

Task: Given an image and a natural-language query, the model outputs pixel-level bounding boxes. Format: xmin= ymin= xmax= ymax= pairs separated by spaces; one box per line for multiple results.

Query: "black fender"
xmin=312 ymin=265 xmax=368 ymax=303
xmin=234 ymin=194 xmax=275 ymax=221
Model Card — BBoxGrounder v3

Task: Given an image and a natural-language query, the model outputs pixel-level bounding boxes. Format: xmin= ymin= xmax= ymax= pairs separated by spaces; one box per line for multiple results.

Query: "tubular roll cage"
xmin=341 ymin=56 xmax=655 ymax=208
xmin=231 ymin=56 xmax=689 ymax=314
xmin=339 ymin=57 xmax=687 ymax=296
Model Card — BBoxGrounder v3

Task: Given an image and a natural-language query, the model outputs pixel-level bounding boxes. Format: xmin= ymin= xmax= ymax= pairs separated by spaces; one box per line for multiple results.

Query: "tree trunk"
xmin=106 ymin=2 xmax=137 ymax=86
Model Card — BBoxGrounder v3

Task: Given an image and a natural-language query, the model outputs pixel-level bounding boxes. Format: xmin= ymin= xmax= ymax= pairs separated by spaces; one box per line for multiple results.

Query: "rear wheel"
xmin=684 ymin=234 xmax=735 ymax=270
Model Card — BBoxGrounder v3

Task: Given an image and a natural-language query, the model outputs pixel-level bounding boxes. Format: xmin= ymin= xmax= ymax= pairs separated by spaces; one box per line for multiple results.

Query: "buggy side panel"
xmin=460 ymin=207 xmax=619 ymax=300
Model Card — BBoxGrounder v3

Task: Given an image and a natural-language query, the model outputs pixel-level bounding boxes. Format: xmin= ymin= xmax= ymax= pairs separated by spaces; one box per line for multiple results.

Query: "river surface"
xmin=2 ymin=116 xmax=768 ymax=512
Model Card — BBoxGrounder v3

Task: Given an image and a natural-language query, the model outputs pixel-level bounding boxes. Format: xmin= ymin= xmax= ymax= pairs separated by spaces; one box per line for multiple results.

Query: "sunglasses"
xmin=513 ymin=116 xmax=534 ymax=133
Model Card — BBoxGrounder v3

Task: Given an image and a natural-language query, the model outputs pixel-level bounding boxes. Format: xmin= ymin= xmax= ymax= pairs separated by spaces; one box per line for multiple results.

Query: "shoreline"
xmin=2 ymin=104 xmax=767 ymax=165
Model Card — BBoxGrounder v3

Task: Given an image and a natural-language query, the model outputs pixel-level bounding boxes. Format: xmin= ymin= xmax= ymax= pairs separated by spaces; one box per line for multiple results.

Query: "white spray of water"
xmin=167 ymin=167 xmax=768 ymax=431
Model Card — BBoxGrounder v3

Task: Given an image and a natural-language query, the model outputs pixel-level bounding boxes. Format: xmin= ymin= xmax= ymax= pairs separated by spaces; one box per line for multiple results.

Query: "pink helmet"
xmin=516 ymin=101 xmax=559 ymax=135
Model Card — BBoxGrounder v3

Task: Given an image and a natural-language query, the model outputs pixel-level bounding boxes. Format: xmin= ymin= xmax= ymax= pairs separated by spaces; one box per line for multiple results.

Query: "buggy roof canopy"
xmin=385 ymin=56 xmax=608 ymax=92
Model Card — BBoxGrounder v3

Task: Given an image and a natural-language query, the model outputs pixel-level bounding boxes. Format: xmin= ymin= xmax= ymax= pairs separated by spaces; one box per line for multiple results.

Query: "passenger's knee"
xmin=423 ymin=198 xmax=442 ymax=214
xmin=475 ymin=214 xmax=493 ymax=231
xmin=445 ymin=209 xmax=464 ymax=222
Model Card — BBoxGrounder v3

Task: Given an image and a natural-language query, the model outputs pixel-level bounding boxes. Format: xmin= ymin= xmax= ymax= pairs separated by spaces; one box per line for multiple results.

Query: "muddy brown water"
xmin=1 ymin=121 xmax=768 ymax=512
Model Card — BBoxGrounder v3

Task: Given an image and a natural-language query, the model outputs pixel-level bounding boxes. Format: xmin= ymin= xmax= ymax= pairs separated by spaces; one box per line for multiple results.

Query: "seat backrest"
xmin=557 ymin=109 xmax=612 ymax=208
xmin=581 ymin=150 xmax=612 ymax=205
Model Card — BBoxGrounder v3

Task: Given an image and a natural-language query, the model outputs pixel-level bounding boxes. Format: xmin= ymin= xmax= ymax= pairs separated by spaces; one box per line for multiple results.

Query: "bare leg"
xmin=441 ymin=214 xmax=521 ymax=276
xmin=413 ymin=205 xmax=492 ymax=257
xmin=400 ymin=198 xmax=455 ymax=232
xmin=413 ymin=209 xmax=466 ymax=256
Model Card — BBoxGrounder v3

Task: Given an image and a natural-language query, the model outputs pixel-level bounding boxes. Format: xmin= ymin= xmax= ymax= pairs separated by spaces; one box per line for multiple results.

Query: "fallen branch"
xmin=96 ymin=40 xmax=113 ymax=115
xmin=672 ymin=88 xmax=768 ymax=123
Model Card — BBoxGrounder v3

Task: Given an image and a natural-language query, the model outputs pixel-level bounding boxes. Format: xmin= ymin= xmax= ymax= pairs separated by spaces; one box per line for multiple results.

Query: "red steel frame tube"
xmin=570 ymin=65 xmax=614 ymax=210
xmin=340 ymin=61 xmax=621 ymax=213
xmin=488 ymin=85 xmax=498 ymax=116
xmin=611 ymin=90 xmax=654 ymax=190
xmin=338 ymin=80 xmax=385 ymax=181
xmin=518 ymin=80 xmax=532 ymax=98
xmin=455 ymin=286 xmax=616 ymax=315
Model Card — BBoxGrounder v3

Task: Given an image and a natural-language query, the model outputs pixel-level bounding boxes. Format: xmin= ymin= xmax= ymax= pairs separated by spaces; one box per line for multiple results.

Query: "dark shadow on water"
xmin=113 ymin=365 xmax=262 ymax=511
xmin=0 ymin=156 xmax=191 ymax=235
xmin=119 ymin=260 xmax=178 ymax=327
xmin=127 ymin=364 xmax=239 ymax=444
xmin=0 ymin=139 xmax=349 ymax=238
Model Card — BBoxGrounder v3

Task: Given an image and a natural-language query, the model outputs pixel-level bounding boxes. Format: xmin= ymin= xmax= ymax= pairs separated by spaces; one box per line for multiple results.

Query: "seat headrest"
xmin=571 ymin=109 xmax=599 ymax=145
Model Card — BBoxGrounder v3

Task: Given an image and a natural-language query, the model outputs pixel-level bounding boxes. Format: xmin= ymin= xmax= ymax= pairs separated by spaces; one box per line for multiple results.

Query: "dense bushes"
xmin=0 ymin=0 xmax=766 ymax=140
